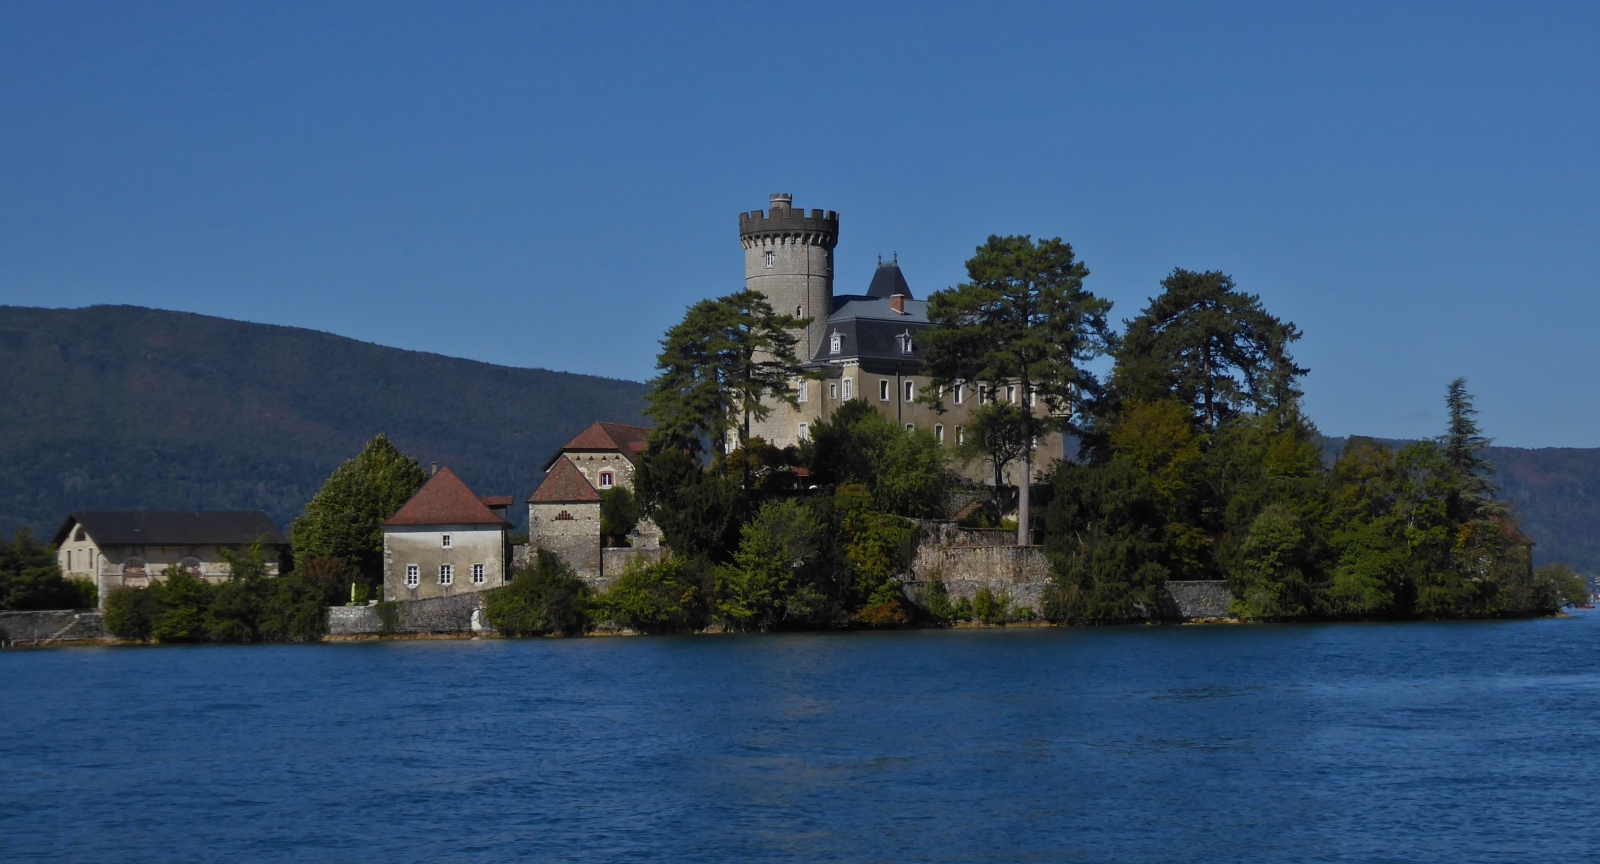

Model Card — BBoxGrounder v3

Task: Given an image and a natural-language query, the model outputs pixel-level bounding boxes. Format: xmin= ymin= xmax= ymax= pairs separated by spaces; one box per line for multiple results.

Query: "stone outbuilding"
xmin=528 ymin=421 xmax=660 ymax=583
xmin=381 ymin=467 xmax=512 ymax=602
xmin=50 ymin=511 xmax=289 ymax=608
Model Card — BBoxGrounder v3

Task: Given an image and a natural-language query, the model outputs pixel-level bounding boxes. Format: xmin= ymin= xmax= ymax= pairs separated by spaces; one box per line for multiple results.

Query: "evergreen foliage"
xmin=922 ymin=235 xmax=1114 ymax=543
xmin=594 ymin=555 xmax=709 ymax=633
xmin=599 ymin=487 xmax=641 ymax=544
xmin=800 ymin=400 xmax=952 ymax=519
xmin=99 ymin=545 xmax=326 ymax=642
xmin=483 ymin=549 xmax=590 ymax=637
xmin=0 ymin=528 xmax=95 ymax=611
xmin=289 ymin=434 xmax=428 ymax=584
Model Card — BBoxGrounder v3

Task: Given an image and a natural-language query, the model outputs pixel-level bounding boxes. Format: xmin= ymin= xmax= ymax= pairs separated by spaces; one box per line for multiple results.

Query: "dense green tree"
xmin=645 ymin=290 xmax=809 ymax=479
xmin=635 ymin=447 xmax=746 ymax=563
xmin=923 ymin=235 xmax=1113 ymax=545
xmin=150 ymin=566 xmax=212 ymax=642
xmin=1042 ymin=459 xmax=1171 ymax=623
xmin=484 ymin=549 xmax=591 ymax=637
xmin=833 ymin=484 xmax=916 ymax=625
xmin=289 ymin=434 xmax=427 ymax=585
xmin=1113 ymin=269 xmax=1305 ymax=431
xmin=717 ymin=498 xmax=829 ymax=630
xmin=0 ymin=528 xmax=94 ymax=611
xmin=600 ymin=487 xmax=641 ymax=545
xmin=102 ymin=585 xmax=158 ymax=641
xmin=595 ymin=555 xmax=708 ymax=633
xmin=801 ymin=400 xmax=953 ymax=519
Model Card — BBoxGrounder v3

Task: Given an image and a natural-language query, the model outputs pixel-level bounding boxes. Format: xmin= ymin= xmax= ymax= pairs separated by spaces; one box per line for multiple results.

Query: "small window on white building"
xmin=904 ymin=380 xmax=915 ymax=401
xmin=798 ymin=422 xmax=809 ymax=440
xmin=599 ymin=471 xmax=614 ymax=489
xmin=829 ymin=331 xmax=842 ymax=355
xmin=935 ymin=424 xmax=945 ymax=443
xmin=879 ymin=379 xmax=890 ymax=401
xmin=472 ymin=564 xmax=485 ymax=584
xmin=764 ymin=250 xmax=775 ymax=268
xmin=406 ymin=564 xmax=419 ymax=588
xmin=439 ymin=564 xmax=453 ymax=585
xmin=441 ymin=534 xmax=452 ymax=549
xmin=956 ymin=426 xmax=965 ymax=445
xmin=842 ymin=378 xmax=853 ymax=400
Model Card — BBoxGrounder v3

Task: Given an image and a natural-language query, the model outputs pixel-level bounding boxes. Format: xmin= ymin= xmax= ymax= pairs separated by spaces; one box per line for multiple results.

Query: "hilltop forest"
xmin=0 ymin=305 xmax=647 ymax=535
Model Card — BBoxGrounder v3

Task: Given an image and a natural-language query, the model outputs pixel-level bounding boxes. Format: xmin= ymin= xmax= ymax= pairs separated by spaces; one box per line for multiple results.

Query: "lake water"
xmin=4 ymin=613 xmax=1599 ymax=863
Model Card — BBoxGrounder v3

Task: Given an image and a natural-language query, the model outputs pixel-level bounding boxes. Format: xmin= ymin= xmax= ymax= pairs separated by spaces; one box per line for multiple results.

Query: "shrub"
xmin=920 ymin=573 xmax=954 ymax=623
xmin=972 ymin=586 xmax=1009 ymax=626
xmin=258 ymin=574 xmax=329 ymax=641
xmin=596 ymin=555 xmax=707 ymax=633
xmin=485 ymin=549 xmax=590 ymax=637
xmin=0 ymin=528 xmax=95 ymax=611
xmin=951 ymin=595 xmax=973 ymax=622
xmin=103 ymin=585 xmax=159 ymax=641
xmin=151 ymin=566 xmax=212 ymax=642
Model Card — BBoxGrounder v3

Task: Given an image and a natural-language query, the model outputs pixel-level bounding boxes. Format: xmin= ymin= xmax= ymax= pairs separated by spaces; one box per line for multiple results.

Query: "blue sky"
xmin=2 ymin=2 xmax=1597 ymax=447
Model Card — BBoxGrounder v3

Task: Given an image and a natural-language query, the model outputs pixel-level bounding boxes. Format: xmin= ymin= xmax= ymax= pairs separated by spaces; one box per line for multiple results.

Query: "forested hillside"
xmin=0 ymin=305 xmax=647 ymax=535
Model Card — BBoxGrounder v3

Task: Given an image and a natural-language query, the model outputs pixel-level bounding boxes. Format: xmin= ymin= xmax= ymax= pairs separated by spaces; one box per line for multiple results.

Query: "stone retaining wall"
xmin=327 ymin=593 xmax=492 ymax=637
xmin=908 ymin=545 xmax=1052 ymax=610
xmin=1162 ymin=580 xmax=1233 ymax=619
xmin=0 ymin=610 xmax=107 ymax=646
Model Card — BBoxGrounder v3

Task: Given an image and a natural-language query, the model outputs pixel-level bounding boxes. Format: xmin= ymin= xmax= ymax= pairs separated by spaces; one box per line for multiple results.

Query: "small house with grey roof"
xmin=51 ymin=511 xmax=289 ymax=608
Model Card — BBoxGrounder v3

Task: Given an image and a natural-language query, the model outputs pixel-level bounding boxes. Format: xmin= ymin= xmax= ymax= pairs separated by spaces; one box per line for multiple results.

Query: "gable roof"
xmin=528 ymin=457 xmax=602 ymax=504
xmin=52 ymin=511 xmax=288 ymax=548
xmin=383 ymin=467 xmax=510 ymax=527
xmin=542 ymin=421 xmax=652 ymax=470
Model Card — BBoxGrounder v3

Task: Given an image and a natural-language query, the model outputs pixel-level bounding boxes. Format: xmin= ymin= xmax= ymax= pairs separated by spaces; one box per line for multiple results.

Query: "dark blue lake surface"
xmin=4 ymin=614 xmax=1599 ymax=863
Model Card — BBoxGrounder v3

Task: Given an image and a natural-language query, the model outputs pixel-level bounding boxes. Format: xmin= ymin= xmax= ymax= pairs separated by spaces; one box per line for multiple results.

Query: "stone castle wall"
xmin=328 ymin=593 xmax=491 ymax=637
xmin=0 ymin=610 xmax=108 ymax=646
xmin=529 ymin=501 xmax=602 ymax=580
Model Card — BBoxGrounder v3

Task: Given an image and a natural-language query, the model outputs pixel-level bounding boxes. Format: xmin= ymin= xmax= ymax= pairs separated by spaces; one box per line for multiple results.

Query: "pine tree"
xmin=922 ymin=235 xmax=1113 ymax=545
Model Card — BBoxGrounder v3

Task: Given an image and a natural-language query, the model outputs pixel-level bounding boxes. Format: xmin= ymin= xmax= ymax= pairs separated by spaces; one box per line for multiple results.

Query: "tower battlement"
xmin=739 ymin=193 xmax=839 ymax=249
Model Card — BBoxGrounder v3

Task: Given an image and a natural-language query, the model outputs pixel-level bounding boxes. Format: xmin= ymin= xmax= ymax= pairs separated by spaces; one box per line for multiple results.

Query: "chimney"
xmin=890 ymin=294 xmax=905 ymax=314
xmin=430 ymin=462 xmax=438 ymax=476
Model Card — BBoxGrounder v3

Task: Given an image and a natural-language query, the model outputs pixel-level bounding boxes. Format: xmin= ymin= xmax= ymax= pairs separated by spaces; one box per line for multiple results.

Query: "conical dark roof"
xmin=865 ymin=260 xmax=913 ymax=299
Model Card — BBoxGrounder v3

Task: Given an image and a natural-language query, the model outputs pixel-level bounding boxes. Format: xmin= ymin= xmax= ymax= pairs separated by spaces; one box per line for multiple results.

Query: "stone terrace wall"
xmin=327 ymin=593 xmax=492 ymax=637
xmin=0 ymin=610 xmax=107 ymax=646
xmin=1162 ymin=581 xmax=1233 ymax=619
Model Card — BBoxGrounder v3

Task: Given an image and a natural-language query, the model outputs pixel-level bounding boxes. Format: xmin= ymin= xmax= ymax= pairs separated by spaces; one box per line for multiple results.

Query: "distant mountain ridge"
xmin=0 ymin=305 xmax=648 ymax=535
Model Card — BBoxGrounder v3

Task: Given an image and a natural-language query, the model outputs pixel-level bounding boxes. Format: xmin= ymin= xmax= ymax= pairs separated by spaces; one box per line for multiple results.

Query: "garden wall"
xmin=327 ymin=593 xmax=492 ymax=637
xmin=0 ymin=610 xmax=108 ymax=646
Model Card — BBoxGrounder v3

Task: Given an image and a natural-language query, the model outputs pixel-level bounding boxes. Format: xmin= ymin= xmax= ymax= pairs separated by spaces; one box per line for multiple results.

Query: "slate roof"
xmin=542 ymin=421 xmax=652 ymax=470
xmin=51 ymin=511 xmax=288 ymax=548
xmin=865 ymin=260 xmax=913 ymax=299
xmin=528 ymin=458 xmax=603 ymax=504
xmin=383 ymin=467 xmax=510 ymax=527
xmin=811 ymin=297 xmax=931 ymax=366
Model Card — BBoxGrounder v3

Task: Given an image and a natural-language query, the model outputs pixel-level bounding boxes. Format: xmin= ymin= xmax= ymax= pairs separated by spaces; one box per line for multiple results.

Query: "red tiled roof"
xmin=479 ymin=496 xmax=514 ymax=508
xmin=529 ymin=457 xmax=602 ymax=504
xmin=383 ymin=467 xmax=510 ymax=527
xmin=542 ymin=421 xmax=652 ymax=470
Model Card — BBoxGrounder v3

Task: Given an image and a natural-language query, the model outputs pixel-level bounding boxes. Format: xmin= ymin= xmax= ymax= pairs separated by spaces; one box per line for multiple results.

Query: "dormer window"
xmin=764 ymin=250 xmax=775 ymax=268
xmin=599 ymin=471 xmax=614 ymax=489
xmin=829 ymin=331 xmax=842 ymax=355
xmin=896 ymin=331 xmax=914 ymax=354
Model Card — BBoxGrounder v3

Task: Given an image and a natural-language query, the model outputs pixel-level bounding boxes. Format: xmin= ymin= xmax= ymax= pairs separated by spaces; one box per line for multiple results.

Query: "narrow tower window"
xmin=905 ymin=381 xmax=915 ymax=401
xmin=797 ymin=380 xmax=808 ymax=403
xmin=764 ymin=250 xmax=775 ymax=268
xmin=954 ymin=382 xmax=965 ymax=404
xmin=842 ymin=378 xmax=853 ymax=400
xmin=880 ymin=380 xmax=890 ymax=401
xmin=935 ymin=424 xmax=945 ymax=443
xmin=798 ymin=422 xmax=809 ymax=440
xmin=599 ymin=471 xmax=614 ymax=489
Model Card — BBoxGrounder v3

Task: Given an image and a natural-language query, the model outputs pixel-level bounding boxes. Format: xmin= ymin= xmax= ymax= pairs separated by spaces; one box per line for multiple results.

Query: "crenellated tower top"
xmin=739 ymin=193 xmax=839 ymax=250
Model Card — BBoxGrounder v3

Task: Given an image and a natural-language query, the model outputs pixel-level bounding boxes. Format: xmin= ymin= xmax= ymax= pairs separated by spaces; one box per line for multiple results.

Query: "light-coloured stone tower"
xmin=739 ymin=193 xmax=839 ymax=361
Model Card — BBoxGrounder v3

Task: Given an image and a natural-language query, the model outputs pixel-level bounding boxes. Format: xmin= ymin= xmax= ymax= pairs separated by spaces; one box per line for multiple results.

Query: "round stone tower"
xmin=739 ymin=193 xmax=839 ymax=361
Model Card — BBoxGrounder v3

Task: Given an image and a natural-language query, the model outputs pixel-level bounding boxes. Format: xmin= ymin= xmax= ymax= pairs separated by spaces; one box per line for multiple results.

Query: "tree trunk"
xmin=1018 ymin=444 xmax=1032 ymax=547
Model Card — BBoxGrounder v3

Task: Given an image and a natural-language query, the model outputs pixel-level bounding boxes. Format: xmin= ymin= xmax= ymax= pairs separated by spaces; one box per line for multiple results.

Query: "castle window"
xmin=406 ymin=564 xmax=419 ymax=588
xmin=798 ymin=422 xmax=809 ymax=440
xmin=796 ymin=305 xmax=803 ymax=318
xmin=441 ymin=534 xmax=452 ymax=548
xmin=599 ymin=471 xmax=614 ymax=489
xmin=829 ymin=382 xmax=838 ymax=400
xmin=842 ymin=378 xmax=853 ymax=400
xmin=829 ymin=331 xmax=842 ymax=355
xmin=797 ymin=380 xmax=808 ymax=403
xmin=897 ymin=331 xmax=914 ymax=354
xmin=956 ymin=426 xmax=965 ymax=445
xmin=978 ymin=384 xmax=988 ymax=403
xmin=764 ymin=250 xmax=775 ymax=268
xmin=1007 ymin=385 xmax=1017 ymax=404
xmin=904 ymin=381 xmax=915 ymax=401
xmin=954 ymin=382 xmax=964 ymax=404
xmin=879 ymin=380 xmax=890 ymax=401
xmin=935 ymin=424 xmax=945 ymax=443
xmin=439 ymin=564 xmax=453 ymax=585
xmin=472 ymin=564 xmax=485 ymax=584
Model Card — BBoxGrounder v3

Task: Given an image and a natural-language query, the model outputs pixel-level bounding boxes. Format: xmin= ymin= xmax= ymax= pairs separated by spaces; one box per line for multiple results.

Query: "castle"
xmin=737 ymin=193 xmax=1064 ymax=469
